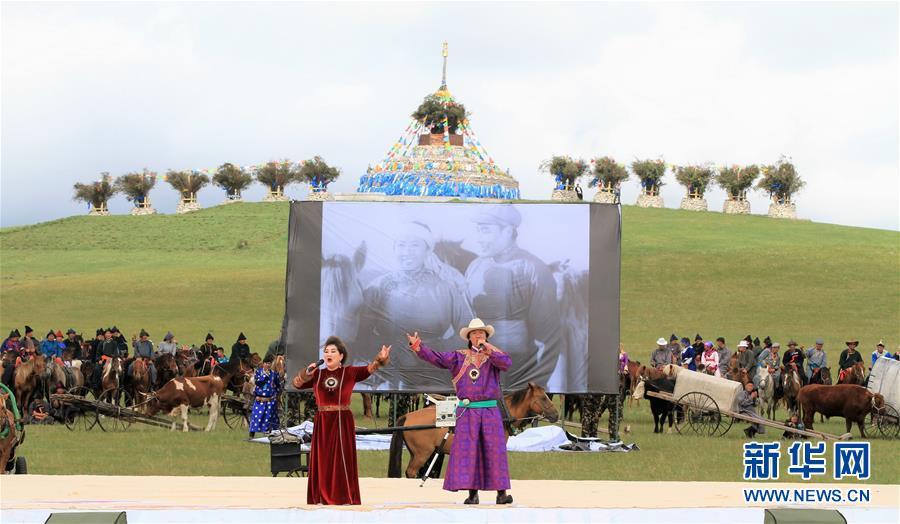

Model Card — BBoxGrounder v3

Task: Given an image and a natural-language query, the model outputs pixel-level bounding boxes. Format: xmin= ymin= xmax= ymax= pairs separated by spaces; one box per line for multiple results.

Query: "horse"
xmin=154 ymin=354 xmax=180 ymax=390
xmin=838 ymin=362 xmax=866 ymax=386
xmin=127 ymin=358 xmax=151 ymax=411
xmin=387 ymin=383 xmax=559 ymax=479
xmin=14 ymin=355 xmax=46 ymax=417
xmin=799 ymin=384 xmax=884 ymax=438
xmin=46 ymin=360 xmax=83 ymax=395
xmin=726 ymin=354 xmax=741 ymax=382
xmin=809 ymin=366 xmax=832 ymax=386
xmin=782 ymin=364 xmax=802 ymax=415
xmin=1 ymin=389 xmax=20 ymax=473
xmin=212 ymin=355 xmax=256 ymax=398
xmin=632 ymin=376 xmax=677 ymax=433
xmin=175 ymin=349 xmax=198 ymax=378
xmin=757 ymin=366 xmax=777 ymax=420
xmin=99 ymin=357 xmax=125 ymax=405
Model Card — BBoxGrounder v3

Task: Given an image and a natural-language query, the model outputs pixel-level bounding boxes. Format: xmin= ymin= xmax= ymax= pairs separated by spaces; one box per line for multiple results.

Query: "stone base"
xmin=130 ymin=207 xmax=157 ymax=216
xmin=680 ymin=197 xmax=708 ymax=212
xmin=723 ymin=200 xmax=751 ymax=215
xmin=262 ymin=193 xmax=289 ymax=202
xmin=221 ymin=198 xmax=242 ymax=205
xmin=768 ymin=202 xmax=797 ymax=219
xmin=593 ymin=190 xmax=618 ymax=204
xmin=176 ymin=201 xmax=202 ymax=214
xmin=636 ymin=194 xmax=664 ymax=208
xmin=87 ymin=208 xmax=109 ymax=216
xmin=551 ymin=189 xmax=580 ymax=202
xmin=307 ymin=190 xmax=333 ymax=201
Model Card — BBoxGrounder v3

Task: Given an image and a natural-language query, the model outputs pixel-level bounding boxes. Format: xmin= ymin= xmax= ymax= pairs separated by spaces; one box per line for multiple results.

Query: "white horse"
xmin=757 ymin=366 xmax=776 ymax=420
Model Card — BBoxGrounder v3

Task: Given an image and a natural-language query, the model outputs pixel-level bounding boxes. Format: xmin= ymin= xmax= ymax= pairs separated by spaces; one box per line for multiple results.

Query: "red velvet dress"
xmin=298 ymin=365 xmax=370 ymax=505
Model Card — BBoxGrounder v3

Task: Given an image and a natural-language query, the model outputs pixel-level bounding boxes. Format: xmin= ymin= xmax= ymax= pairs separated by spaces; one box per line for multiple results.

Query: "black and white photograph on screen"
xmin=320 ymin=201 xmax=590 ymax=392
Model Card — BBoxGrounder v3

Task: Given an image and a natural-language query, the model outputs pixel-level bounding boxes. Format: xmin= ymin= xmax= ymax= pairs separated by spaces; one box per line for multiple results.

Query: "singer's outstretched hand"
xmin=405 ymin=332 xmax=421 ymax=350
xmin=377 ymin=344 xmax=392 ymax=361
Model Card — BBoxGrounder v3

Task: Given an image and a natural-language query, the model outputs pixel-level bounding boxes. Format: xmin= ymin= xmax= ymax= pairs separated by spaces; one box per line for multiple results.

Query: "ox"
xmin=632 ymin=376 xmax=676 ymax=433
xmin=798 ymin=384 xmax=884 ymax=438
xmin=146 ymin=375 xmax=227 ymax=432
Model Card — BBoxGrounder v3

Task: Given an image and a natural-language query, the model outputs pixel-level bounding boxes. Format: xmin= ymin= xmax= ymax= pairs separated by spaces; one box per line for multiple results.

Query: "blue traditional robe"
xmin=249 ymin=368 xmax=282 ymax=433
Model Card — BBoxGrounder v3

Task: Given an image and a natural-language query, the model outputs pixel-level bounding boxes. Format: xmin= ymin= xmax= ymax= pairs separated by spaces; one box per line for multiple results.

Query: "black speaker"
xmin=45 ymin=512 xmax=127 ymax=524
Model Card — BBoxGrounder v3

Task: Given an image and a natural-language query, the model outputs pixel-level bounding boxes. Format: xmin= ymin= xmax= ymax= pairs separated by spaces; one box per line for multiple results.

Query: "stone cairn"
xmin=723 ymin=191 xmax=751 ymax=215
xmin=176 ymin=193 xmax=202 ymax=214
xmin=551 ymin=188 xmax=580 ymax=202
xmin=593 ymin=182 xmax=618 ymax=204
xmin=679 ymin=190 xmax=708 ymax=212
xmin=307 ymin=189 xmax=333 ymax=201
xmin=636 ymin=187 xmax=664 ymax=208
xmin=768 ymin=199 xmax=798 ymax=219
xmin=262 ymin=187 xmax=289 ymax=202
xmin=221 ymin=194 xmax=243 ymax=205
xmin=130 ymin=200 xmax=157 ymax=215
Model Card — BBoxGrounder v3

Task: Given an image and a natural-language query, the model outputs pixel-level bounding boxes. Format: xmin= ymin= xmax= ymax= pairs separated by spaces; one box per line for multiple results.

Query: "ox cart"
xmin=51 ymin=392 xmax=202 ymax=432
xmin=644 ymin=368 xmax=850 ymax=440
xmin=866 ymin=357 xmax=900 ymax=439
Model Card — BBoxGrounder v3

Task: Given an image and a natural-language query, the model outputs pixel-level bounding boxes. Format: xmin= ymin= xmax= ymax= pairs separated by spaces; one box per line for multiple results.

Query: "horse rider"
xmin=650 ymin=338 xmax=671 ymax=369
xmin=781 ymin=340 xmax=807 ymax=384
xmin=757 ymin=342 xmax=782 ymax=395
xmin=129 ymin=329 xmax=158 ymax=387
xmin=805 ymin=338 xmax=828 ymax=383
xmin=838 ymin=339 xmax=863 ymax=381
xmin=196 ymin=333 xmax=220 ymax=375
xmin=407 ymin=319 xmax=514 ymax=505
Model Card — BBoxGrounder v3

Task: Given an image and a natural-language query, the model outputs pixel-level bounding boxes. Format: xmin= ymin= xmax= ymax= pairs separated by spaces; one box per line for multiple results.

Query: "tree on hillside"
xmin=165 ymin=170 xmax=209 ymax=203
xmin=757 ymin=156 xmax=805 ymax=204
xmin=297 ymin=156 xmax=341 ymax=192
xmin=73 ymin=173 xmax=117 ymax=215
xmin=631 ymin=158 xmax=666 ymax=196
xmin=540 ymin=155 xmax=588 ymax=190
xmin=255 ymin=160 xmax=298 ymax=200
xmin=212 ymin=163 xmax=253 ymax=201
xmin=717 ymin=164 xmax=760 ymax=201
xmin=115 ymin=169 xmax=157 ymax=208
xmin=588 ymin=156 xmax=629 ymax=200
xmin=673 ymin=164 xmax=717 ymax=199
xmin=412 ymin=94 xmax=468 ymax=134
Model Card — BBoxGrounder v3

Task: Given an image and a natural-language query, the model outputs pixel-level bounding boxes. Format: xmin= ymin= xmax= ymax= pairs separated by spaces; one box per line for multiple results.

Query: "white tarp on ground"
xmin=673 ymin=368 xmax=742 ymax=412
xmin=250 ymin=423 xmax=621 ymax=452
xmin=868 ymin=357 xmax=900 ymax=410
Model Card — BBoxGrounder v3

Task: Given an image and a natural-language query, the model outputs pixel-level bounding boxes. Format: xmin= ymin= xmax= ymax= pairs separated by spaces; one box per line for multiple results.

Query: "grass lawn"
xmin=18 ymin=395 xmax=900 ymax=484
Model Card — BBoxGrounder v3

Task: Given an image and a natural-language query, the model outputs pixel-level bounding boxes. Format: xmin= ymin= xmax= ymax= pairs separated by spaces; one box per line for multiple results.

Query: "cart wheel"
xmin=96 ymin=389 xmax=133 ymax=432
xmin=15 ymin=456 xmax=27 ymax=474
xmin=64 ymin=386 xmax=97 ymax=431
xmin=222 ymin=400 xmax=248 ymax=429
xmin=876 ymin=405 xmax=899 ymax=439
xmin=675 ymin=392 xmax=721 ymax=436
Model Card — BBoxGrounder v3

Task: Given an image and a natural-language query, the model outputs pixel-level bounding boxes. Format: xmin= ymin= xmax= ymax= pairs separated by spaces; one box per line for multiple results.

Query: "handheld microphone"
xmin=307 ymin=359 xmax=324 ymax=372
xmin=478 ymin=344 xmax=486 ymax=351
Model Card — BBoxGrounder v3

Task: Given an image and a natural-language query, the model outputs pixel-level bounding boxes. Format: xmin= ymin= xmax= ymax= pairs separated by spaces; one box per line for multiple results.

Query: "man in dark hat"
xmin=196 ymin=333 xmax=220 ymax=375
xmin=63 ymin=329 xmax=83 ymax=360
xmin=679 ymin=337 xmax=696 ymax=370
xmin=230 ymin=332 xmax=251 ymax=363
xmin=22 ymin=326 xmax=39 ymax=352
xmin=111 ymin=326 xmax=129 ymax=358
xmin=751 ymin=337 xmax=763 ymax=360
xmin=130 ymin=329 xmax=158 ymax=386
xmin=839 ymin=339 xmax=863 ymax=372
xmin=90 ymin=329 xmax=105 ymax=363
xmin=781 ymin=340 xmax=807 ymax=384
xmin=2 ymin=329 xmax=21 ymax=354
xmin=715 ymin=337 xmax=732 ymax=374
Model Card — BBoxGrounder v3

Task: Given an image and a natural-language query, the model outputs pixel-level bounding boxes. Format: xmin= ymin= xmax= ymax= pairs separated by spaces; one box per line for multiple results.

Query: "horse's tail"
xmin=387 ymin=414 xmax=407 ymax=478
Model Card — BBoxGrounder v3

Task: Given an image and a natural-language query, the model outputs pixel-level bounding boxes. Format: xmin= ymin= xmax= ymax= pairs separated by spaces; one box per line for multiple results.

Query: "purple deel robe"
xmin=413 ymin=343 xmax=512 ymax=491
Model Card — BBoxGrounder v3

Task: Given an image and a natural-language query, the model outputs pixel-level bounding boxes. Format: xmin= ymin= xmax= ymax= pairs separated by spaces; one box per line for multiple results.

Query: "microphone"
xmin=307 ymin=359 xmax=324 ymax=372
xmin=478 ymin=344 xmax=486 ymax=351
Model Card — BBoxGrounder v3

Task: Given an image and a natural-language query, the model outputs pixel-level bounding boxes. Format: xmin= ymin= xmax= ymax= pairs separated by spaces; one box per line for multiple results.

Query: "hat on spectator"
xmin=815 ymin=338 xmax=824 ymax=345
xmin=845 ymin=338 xmax=859 ymax=345
xmin=877 ymin=340 xmax=885 ymax=347
xmin=139 ymin=329 xmax=150 ymax=338
xmin=206 ymin=333 xmax=215 ymax=341
xmin=46 ymin=331 xmax=55 ymax=339
xmin=66 ymin=328 xmax=76 ymax=335
xmin=163 ymin=331 xmax=174 ymax=341
xmin=656 ymin=337 xmax=667 ymax=346
xmin=772 ymin=342 xmax=781 ymax=348
xmin=669 ymin=333 xmax=678 ymax=342
xmin=694 ymin=333 xmax=703 ymax=342
xmin=25 ymin=326 xmax=34 ymax=335
xmin=237 ymin=332 xmax=247 ymax=342
xmin=738 ymin=340 xmax=749 ymax=348
xmin=788 ymin=340 xmax=798 ymax=347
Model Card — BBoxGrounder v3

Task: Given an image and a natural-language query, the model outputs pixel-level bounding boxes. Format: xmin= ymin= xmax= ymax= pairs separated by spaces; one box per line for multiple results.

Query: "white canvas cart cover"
xmin=673 ymin=368 xmax=743 ymax=412
xmin=868 ymin=357 xmax=900 ymax=410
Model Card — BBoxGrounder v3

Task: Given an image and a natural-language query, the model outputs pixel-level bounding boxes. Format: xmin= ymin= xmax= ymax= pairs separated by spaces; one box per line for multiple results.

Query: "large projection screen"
xmin=283 ymin=201 xmax=620 ymax=394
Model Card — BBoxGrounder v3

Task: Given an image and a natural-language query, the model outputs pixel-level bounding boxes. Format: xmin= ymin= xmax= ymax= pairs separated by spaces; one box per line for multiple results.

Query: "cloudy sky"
xmin=2 ymin=2 xmax=897 ymax=230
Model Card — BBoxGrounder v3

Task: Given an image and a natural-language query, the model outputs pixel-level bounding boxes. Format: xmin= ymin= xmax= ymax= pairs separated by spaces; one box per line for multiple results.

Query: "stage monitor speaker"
xmin=45 ymin=511 xmax=127 ymax=524
xmin=763 ymin=508 xmax=846 ymax=524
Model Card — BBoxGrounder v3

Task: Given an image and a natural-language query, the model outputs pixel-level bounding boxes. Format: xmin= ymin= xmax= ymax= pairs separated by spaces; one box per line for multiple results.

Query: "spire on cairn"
xmin=440 ymin=41 xmax=448 ymax=90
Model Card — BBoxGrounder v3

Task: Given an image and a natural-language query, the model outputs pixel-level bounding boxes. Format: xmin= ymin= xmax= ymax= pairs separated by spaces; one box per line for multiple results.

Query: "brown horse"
xmin=175 ymin=349 xmax=198 ymax=378
xmin=99 ymin=357 xmax=125 ymax=404
xmin=155 ymin=354 xmax=180 ymax=390
xmin=47 ymin=360 xmax=84 ymax=395
xmin=14 ymin=355 xmax=46 ymax=417
xmin=128 ymin=359 xmax=151 ymax=410
xmin=387 ymin=382 xmax=560 ymax=479
xmin=782 ymin=364 xmax=802 ymax=414
xmin=838 ymin=362 xmax=866 ymax=386
xmin=1 ymin=389 xmax=20 ymax=473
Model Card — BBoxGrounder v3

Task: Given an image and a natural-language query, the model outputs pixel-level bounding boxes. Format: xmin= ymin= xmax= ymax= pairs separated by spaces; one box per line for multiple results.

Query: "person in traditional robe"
xmin=871 ymin=340 xmax=892 ymax=367
xmin=838 ymin=339 xmax=863 ymax=380
xmin=110 ymin=327 xmax=128 ymax=358
xmin=157 ymin=331 xmax=178 ymax=357
xmin=360 ymin=220 xmax=474 ymax=389
xmin=757 ymin=342 xmax=782 ymax=394
xmin=407 ymin=318 xmax=514 ymax=505
xmin=805 ymin=338 xmax=828 ymax=383
xmin=196 ymin=333 xmax=219 ymax=375
xmin=129 ymin=329 xmax=158 ymax=386
xmin=737 ymin=340 xmax=756 ymax=378
xmin=680 ymin=337 xmax=696 ymax=370
xmin=22 ymin=326 xmax=39 ymax=355
xmin=781 ymin=340 xmax=807 ymax=384
xmin=230 ymin=332 xmax=251 ymax=363
xmin=715 ymin=337 xmax=732 ymax=372
xmin=737 ymin=382 xmax=766 ymax=438
xmin=41 ymin=331 xmax=62 ymax=360
xmin=650 ymin=338 xmax=671 ymax=369
xmin=701 ymin=341 xmax=720 ymax=377
xmin=292 ymin=336 xmax=391 ymax=505
xmin=249 ymin=354 xmax=282 ymax=438
xmin=63 ymin=329 xmax=83 ymax=360
xmin=464 ymin=205 xmax=565 ymax=390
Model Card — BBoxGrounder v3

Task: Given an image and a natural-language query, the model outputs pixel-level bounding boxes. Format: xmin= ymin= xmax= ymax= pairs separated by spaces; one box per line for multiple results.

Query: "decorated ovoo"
xmin=357 ymin=43 xmax=520 ymax=200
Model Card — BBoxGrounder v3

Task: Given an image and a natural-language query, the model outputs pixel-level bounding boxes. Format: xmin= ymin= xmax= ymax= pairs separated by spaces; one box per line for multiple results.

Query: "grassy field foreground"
xmin=19 ymin=396 xmax=900 ymax=484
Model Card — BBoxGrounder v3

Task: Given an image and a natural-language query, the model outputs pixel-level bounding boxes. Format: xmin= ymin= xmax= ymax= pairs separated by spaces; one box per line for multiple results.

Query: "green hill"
xmin=1 ymin=202 xmax=898 ymax=361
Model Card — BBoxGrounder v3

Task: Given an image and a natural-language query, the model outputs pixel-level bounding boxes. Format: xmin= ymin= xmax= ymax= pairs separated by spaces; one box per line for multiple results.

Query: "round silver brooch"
xmin=468 ymin=368 xmax=480 ymax=381
xmin=324 ymin=376 xmax=338 ymax=390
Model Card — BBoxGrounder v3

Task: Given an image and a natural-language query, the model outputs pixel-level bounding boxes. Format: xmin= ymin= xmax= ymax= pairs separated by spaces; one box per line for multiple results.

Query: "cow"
xmin=632 ymin=376 xmax=676 ymax=433
xmin=798 ymin=384 xmax=884 ymax=438
xmin=146 ymin=375 xmax=228 ymax=432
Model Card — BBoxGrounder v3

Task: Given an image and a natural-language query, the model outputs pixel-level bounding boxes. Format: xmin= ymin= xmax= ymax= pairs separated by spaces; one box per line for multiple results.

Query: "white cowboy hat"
xmin=656 ymin=337 xmax=667 ymax=346
xmin=459 ymin=318 xmax=495 ymax=340
xmin=738 ymin=340 xmax=749 ymax=348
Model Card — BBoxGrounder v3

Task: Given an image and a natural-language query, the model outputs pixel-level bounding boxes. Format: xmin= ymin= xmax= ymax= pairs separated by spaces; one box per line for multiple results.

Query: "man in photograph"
xmin=464 ymin=205 xmax=565 ymax=389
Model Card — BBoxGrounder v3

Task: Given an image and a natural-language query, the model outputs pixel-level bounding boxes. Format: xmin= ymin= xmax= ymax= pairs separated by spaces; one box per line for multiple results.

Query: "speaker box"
xmin=45 ymin=512 xmax=127 ymax=524
xmin=763 ymin=509 xmax=846 ymax=524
